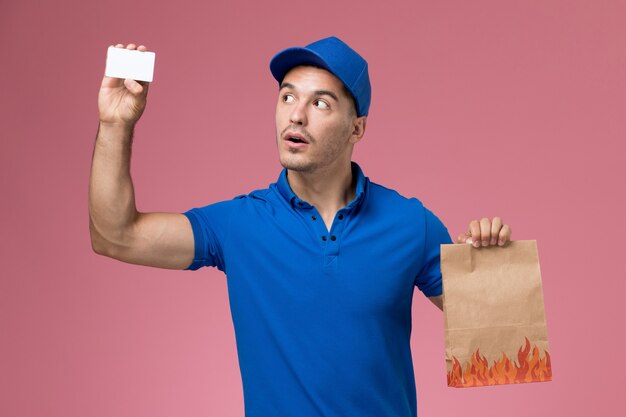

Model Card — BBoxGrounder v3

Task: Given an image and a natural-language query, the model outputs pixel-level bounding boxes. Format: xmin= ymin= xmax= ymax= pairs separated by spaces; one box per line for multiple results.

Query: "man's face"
xmin=275 ymin=65 xmax=364 ymax=173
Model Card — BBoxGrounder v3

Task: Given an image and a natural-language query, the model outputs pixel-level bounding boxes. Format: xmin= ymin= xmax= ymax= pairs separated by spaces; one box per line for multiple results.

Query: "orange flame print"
xmin=447 ymin=337 xmax=552 ymax=388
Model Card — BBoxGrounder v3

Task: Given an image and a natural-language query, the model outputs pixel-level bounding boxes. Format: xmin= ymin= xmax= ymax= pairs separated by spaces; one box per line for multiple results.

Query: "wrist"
xmin=98 ymin=120 xmax=135 ymax=131
xmin=97 ymin=121 xmax=135 ymax=144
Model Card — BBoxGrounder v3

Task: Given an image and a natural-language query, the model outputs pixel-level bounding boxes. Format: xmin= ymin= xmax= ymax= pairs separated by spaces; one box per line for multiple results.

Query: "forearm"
xmin=89 ymin=122 xmax=139 ymax=254
xmin=428 ymin=295 xmax=443 ymax=311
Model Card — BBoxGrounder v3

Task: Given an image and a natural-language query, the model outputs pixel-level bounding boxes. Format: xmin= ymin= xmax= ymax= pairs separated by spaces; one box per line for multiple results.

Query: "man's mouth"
xmin=283 ymin=131 xmax=310 ymax=144
xmin=287 ymin=137 xmax=306 ymax=143
xmin=283 ymin=132 xmax=309 ymax=148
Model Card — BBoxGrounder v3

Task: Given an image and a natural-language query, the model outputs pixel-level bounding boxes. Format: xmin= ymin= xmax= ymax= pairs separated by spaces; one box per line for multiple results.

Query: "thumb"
xmin=457 ymin=233 xmax=473 ymax=244
xmin=124 ymin=78 xmax=145 ymax=95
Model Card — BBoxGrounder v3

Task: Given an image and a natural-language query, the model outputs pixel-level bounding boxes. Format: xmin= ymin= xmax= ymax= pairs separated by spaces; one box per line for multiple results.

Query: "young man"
xmin=90 ymin=36 xmax=511 ymax=417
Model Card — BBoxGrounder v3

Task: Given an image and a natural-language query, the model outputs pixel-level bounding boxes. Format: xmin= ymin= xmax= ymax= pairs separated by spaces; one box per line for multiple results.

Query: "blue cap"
xmin=269 ymin=36 xmax=371 ymax=117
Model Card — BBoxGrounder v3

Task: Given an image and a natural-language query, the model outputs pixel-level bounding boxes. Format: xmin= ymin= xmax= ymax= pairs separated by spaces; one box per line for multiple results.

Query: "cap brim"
xmin=269 ymin=47 xmax=333 ymax=83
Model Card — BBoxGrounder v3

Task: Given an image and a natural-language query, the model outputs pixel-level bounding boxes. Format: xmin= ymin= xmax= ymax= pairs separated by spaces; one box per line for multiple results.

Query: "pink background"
xmin=1 ymin=0 xmax=624 ymax=416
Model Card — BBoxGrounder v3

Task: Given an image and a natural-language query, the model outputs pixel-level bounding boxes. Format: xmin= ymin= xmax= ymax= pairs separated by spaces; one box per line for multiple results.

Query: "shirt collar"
xmin=274 ymin=161 xmax=368 ymax=210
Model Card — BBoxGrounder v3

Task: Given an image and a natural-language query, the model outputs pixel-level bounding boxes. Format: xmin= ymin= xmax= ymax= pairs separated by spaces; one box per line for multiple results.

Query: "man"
xmin=90 ymin=36 xmax=511 ymax=417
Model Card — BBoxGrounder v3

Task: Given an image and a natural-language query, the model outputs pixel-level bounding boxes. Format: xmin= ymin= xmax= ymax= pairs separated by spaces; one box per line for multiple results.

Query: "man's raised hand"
xmin=98 ymin=43 xmax=150 ymax=127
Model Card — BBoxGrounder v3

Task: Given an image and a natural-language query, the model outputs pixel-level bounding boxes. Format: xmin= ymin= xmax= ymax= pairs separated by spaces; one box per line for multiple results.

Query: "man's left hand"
xmin=456 ymin=217 xmax=511 ymax=248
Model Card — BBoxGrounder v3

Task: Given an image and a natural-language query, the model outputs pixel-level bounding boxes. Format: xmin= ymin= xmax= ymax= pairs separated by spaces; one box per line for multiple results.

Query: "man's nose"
xmin=289 ymin=102 xmax=307 ymax=125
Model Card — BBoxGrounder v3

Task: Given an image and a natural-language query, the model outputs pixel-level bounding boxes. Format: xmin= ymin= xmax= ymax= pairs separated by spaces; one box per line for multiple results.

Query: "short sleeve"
xmin=182 ymin=199 xmax=239 ymax=272
xmin=414 ymin=207 xmax=453 ymax=297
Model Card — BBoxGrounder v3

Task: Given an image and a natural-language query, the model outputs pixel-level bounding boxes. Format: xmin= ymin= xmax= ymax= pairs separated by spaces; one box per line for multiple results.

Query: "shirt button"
xmin=322 ymin=236 xmax=327 ymax=241
xmin=312 ymin=215 xmax=317 ymax=220
xmin=338 ymin=214 xmax=344 ymax=220
xmin=330 ymin=235 xmax=336 ymax=241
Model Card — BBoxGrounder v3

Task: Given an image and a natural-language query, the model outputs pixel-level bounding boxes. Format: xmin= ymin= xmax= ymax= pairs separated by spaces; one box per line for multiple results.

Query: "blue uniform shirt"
xmin=183 ymin=161 xmax=452 ymax=417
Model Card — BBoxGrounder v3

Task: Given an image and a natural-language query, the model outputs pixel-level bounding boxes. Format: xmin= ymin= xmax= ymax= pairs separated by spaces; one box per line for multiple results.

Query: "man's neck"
xmin=287 ymin=162 xmax=356 ymax=219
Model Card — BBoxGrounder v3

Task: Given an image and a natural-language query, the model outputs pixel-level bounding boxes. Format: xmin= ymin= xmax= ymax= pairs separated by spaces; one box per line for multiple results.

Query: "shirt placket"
xmin=294 ymin=197 xmax=348 ymax=277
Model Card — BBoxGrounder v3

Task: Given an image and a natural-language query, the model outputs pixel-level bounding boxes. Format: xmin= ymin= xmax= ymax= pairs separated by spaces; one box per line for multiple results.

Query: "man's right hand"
xmin=98 ymin=43 xmax=150 ymax=127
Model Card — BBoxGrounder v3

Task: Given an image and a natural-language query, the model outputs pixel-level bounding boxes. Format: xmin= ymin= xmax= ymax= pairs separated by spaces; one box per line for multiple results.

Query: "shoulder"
xmin=234 ymin=186 xmax=273 ymax=202
xmin=367 ymin=181 xmax=426 ymax=212
xmin=195 ymin=184 xmax=273 ymax=209
xmin=367 ymin=181 xmax=449 ymax=232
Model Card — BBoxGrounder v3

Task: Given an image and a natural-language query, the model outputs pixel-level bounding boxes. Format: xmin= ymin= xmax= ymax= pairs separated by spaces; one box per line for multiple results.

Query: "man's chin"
xmin=279 ymin=156 xmax=316 ymax=173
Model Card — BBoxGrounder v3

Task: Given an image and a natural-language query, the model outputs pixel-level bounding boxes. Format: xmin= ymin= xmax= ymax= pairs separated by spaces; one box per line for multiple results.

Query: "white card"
xmin=105 ymin=46 xmax=156 ymax=82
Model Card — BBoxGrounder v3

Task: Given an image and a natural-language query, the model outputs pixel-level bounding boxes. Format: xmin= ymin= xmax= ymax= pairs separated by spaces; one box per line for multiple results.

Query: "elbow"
xmin=428 ymin=295 xmax=444 ymax=311
xmin=90 ymin=228 xmax=110 ymax=256
xmin=89 ymin=219 xmax=134 ymax=262
xmin=89 ymin=217 xmax=114 ymax=257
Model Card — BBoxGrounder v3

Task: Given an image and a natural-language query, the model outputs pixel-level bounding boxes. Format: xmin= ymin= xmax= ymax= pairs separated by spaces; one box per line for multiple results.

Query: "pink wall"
xmin=1 ymin=0 xmax=624 ymax=416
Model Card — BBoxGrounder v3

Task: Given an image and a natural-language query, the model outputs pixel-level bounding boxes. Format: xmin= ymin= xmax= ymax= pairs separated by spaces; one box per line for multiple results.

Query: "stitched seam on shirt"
xmin=222 ymin=198 xmax=242 ymax=274
xmin=417 ymin=201 xmax=428 ymax=287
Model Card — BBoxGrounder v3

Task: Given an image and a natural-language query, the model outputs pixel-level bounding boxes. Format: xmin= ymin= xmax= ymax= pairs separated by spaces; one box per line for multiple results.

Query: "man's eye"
xmin=283 ymin=94 xmax=294 ymax=103
xmin=314 ymin=100 xmax=329 ymax=109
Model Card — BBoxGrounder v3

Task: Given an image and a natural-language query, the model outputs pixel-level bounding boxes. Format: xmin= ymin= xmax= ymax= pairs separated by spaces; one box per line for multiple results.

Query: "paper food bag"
xmin=441 ymin=240 xmax=552 ymax=388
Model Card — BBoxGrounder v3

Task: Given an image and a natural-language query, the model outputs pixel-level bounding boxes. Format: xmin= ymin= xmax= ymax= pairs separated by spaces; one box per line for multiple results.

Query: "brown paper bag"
xmin=441 ymin=240 xmax=552 ymax=388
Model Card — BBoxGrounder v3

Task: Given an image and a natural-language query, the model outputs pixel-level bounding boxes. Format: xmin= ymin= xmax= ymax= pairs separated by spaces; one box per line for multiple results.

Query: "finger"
xmin=137 ymin=45 xmax=147 ymax=51
xmin=126 ymin=43 xmax=137 ymax=50
xmin=468 ymin=220 xmax=481 ymax=247
xmin=498 ymin=224 xmax=512 ymax=246
xmin=490 ymin=217 xmax=503 ymax=245
xmin=138 ymin=80 xmax=150 ymax=93
xmin=100 ymin=73 xmax=123 ymax=88
xmin=460 ymin=229 xmax=473 ymax=244
xmin=115 ymin=43 xmax=124 ymax=48
xmin=479 ymin=217 xmax=491 ymax=246
xmin=124 ymin=78 xmax=144 ymax=94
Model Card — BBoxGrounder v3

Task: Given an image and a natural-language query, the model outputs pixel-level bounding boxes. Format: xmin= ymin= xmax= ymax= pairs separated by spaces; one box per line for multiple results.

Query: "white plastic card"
xmin=105 ymin=46 xmax=156 ymax=82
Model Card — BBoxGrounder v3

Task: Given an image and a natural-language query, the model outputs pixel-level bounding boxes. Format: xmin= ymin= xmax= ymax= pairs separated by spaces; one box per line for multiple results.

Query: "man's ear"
xmin=349 ymin=116 xmax=367 ymax=144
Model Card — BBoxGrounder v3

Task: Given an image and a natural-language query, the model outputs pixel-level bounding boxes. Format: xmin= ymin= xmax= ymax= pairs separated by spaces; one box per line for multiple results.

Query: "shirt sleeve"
xmin=414 ymin=207 xmax=453 ymax=297
xmin=182 ymin=199 xmax=240 ymax=272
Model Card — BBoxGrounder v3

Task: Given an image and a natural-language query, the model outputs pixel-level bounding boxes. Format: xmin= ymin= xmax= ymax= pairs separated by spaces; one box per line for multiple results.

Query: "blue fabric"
xmin=269 ymin=36 xmax=372 ymax=117
xmin=183 ymin=161 xmax=452 ymax=417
